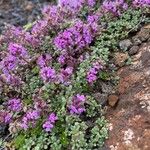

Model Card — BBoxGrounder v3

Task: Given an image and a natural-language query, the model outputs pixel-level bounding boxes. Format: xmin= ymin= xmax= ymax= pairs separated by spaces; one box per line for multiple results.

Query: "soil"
xmin=105 ymin=25 xmax=150 ymax=150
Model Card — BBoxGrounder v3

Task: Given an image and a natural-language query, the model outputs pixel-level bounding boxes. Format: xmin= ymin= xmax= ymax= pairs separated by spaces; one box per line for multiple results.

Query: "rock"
xmin=24 ymin=1 xmax=34 ymax=11
xmin=93 ymin=93 xmax=108 ymax=107
xmin=119 ymin=39 xmax=133 ymax=51
xmin=129 ymin=46 xmax=139 ymax=55
xmin=106 ymin=42 xmax=150 ymax=150
xmin=101 ymin=82 xmax=114 ymax=94
xmin=138 ymin=28 xmax=150 ymax=42
xmin=108 ymin=95 xmax=119 ymax=107
xmin=114 ymin=52 xmax=129 ymax=67
xmin=132 ymin=36 xmax=142 ymax=46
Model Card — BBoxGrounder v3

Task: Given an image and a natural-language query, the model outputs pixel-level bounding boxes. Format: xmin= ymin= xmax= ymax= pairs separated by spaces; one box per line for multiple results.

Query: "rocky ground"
xmin=0 ymin=0 xmax=54 ymax=34
xmin=105 ymin=25 xmax=150 ymax=150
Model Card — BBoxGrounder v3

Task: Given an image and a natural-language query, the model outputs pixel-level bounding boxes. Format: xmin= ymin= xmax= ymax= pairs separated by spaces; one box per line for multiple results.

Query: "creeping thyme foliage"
xmin=0 ymin=0 xmax=149 ymax=149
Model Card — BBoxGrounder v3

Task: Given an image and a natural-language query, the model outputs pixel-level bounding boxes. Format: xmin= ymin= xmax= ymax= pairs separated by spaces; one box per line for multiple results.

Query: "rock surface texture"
xmin=106 ymin=25 xmax=150 ymax=150
xmin=0 ymin=0 xmax=51 ymax=34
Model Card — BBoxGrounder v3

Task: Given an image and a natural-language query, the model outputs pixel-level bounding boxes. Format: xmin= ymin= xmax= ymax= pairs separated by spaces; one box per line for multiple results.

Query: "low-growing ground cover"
xmin=0 ymin=0 xmax=149 ymax=149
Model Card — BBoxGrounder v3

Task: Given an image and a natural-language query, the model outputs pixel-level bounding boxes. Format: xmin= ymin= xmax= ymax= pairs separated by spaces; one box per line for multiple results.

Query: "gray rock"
xmin=101 ymin=82 xmax=114 ymax=94
xmin=93 ymin=93 xmax=108 ymax=107
xmin=119 ymin=39 xmax=133 ymax=51
xmin=132 ymin=36 xmax=142 ymax=46
xmin=138 ymin=29 xmax=150 ymax=42
xmin=129 ymin=46 xmax=139 ymax=55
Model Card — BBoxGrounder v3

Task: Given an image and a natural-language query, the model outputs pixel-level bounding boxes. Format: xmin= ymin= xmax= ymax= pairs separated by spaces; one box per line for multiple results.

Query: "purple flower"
xmin=87 ymin=73 xmax=97 ymax=83
xmin=54 ymin=20 xmax=98 ymax=52
xmin=87 ymin=62 xmax=103 ymax=84
xmin=42 ymin=5 xmax=58 ymax=18
xmin=48 ymin=113 xmax=58 ymax=123
xmin=26 ymin=110 xmax=40 ymax=120
xmin=20 ymin=109 xmax=40 ymax=130
xmin=24 ymin=32 xmax=40 ymax=47
xmin=58 ymin=54 xmax=66 ymax=65
xmin=8 ymin=98 xmax=22 ymax=112
xmin=0 ymin=55 xmax=17 ymax=75
xmin=31 ymin=20 xmax=48 ymax=37
xmin=20 ymin=122 xmax=28 ymax=130
xmin=33 ymin=99 xmax=47 ymax=111
xmin=6 ymin=74 xmax=21 ymax=86
xmin=102 ymin=0 xmax=128 ymax=16
xmin=88 ymin=0 xmax=96 ymax=7
xmin=40 ymin=67 xmax=56 ymax=82
xmin=87 ymin=15 xmax=99 ymax=24
xmin=43 ymin=113 xmax=57 ymax=132
xmin=4 ymin=112 xmax=12 ymax=123
xmin=8 ymin=43 xmax=28 ymax=57
xmin=37 ymin=54 xmax=52 ymax=68
xmin=58 ymin=0 xmax=84 ymax=11
xmin=58 ymin=67 xmax=73 ymax=83
xmin=42 ymin=5 xmax=64 ymax=27
xmin=0 ymin=111 xmax=12 ymax=123
xmin=76 ymin=94 xmax=86 ymax=102
xmin=69 ymin=94 xmax=86 ymax=115
xmin=132 ymin=0 xmax=150 ymax=7
xmin=43 ymin=121 xmax=54 ymax=132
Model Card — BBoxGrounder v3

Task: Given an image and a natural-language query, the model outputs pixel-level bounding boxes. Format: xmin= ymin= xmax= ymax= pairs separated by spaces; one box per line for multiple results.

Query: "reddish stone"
xmin=108 ymin=95 xmax=119 ymax=107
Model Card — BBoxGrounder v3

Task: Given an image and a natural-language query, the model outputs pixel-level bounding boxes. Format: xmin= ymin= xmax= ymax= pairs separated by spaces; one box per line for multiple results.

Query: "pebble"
xmin=93 ymin=93 xmax=108 ymax=107
xmin=119 ymin=39 xmax=133 ymax=51
xmin=108 ymin=95 xmax=119 ymax=107
xmin=132 ymin=36 xmax=142 ymax=46
xmin=114 ymin=52 xmax=129 ymax=67
xmin=129 ymin=46 xmax=139 ymax=55
xmin=138 ymin=29 xmax=150 ymax=42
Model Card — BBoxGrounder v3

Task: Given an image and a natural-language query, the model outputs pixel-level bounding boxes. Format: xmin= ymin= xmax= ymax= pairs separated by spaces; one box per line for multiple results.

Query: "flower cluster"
xmin=87 ymin=14 xmax=99 ymax=24
xmin=0 ymin=55 xmax=17 ymax=75
xmin=7 ymin=98 xmax=22 ymax=112
xmin=37 ymin=54 xmax=52 ymax=68
xmin=0 ymin=111 xmax=12 ymax=123
xmin=31 ymin=20 xmax=49 ymax=37
xmin=3 ymin=25 xmax=40 ymax=47
xmin=8 ymin=43 xmax=28 ymax=58
xmin=57 ymin=52 xmax=76 ymax=67
xmin=88 ymin=0 xmax=96 ymax=7
xmin=20 ymin=110 xmax=40 ymax=130
xmin=102 ymin=0 xmax=128 ymax=16
xmin=132 ymin=0 xmax=150 ymax=7
xmin=6 ymin=74 xmax=21 ymax=86
xmin=58 ymin=0 xmax=96 ymax=10
xmin=40 ymin=67 xmax=56 ymax=83
xmin=43 ymin=113 xmax=58 ymax=132
xmin=58 ymin=67 xmax=73 ymax=84
xmin=58 ymin=0 xmax=84 ymax=11
xmin=54 ymin=20 xmax=98 ymax=53
xmin=87 ymin=62 xmax=103 ymax=84
xmin=69 ymin=94 xmax=86 ymax=115
xmin=42 ymin=5 xmax=70 ymax=29
xmin=0 ymin=43 xmax=29 ymax=86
